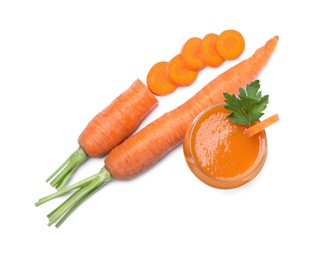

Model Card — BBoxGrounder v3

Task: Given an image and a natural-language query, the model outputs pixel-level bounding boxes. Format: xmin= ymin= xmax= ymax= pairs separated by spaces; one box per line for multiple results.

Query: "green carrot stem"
xmin=37 ymin=167 xmax=112 ymax=227
xmin=55 ymin=167 xmax=77 ymax=190
xmin=48 ymin=180 xmax=102 ymax=226
xmin=55 ymin=184 xmax=103 ymax=228
xmin=50 ymin=160 xmax=78 ymax=187
xmin=48 ymin=188 xmax=90 ymax=225
xmin=36 ymin=173 xmax=98 ymax=206
xmin=46 ymin=146 xmax=88 ymax=190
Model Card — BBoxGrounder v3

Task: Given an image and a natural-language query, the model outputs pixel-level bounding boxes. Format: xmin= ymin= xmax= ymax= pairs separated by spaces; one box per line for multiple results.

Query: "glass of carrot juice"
xmin=183 ymin=104 xmax=267 ymax=189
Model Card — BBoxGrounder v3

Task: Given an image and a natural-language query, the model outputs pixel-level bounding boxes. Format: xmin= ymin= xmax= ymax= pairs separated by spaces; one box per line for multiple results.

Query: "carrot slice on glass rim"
xmin=245 ymin=114 xmax=279 ymax=138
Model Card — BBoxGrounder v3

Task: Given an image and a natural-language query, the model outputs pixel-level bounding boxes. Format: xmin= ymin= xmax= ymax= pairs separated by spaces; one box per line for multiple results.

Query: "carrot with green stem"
xmin=46 ymin=79 xmax=158 ymax=190
xmin=36 ymin=36 xmax=279 ymax=227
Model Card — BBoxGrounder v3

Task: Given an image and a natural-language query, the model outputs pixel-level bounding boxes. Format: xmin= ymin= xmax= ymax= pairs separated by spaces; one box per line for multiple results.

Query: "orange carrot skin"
xmin=78 ymin=79 xmax=158 ymax=157
xmin=245 ymin=114 xmax=279 ymax=138
xmin=105 ymin=36 xmax=279 ymax=180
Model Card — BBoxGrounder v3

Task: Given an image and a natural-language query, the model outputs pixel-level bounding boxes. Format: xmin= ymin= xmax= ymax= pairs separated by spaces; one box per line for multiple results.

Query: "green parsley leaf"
xmin=224 ymin=80 xmax=269 ymax=127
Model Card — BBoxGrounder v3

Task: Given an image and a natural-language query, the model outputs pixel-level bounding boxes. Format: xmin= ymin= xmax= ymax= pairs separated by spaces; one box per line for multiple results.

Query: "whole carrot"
xmin=36 ymin=36 xmax=278 ymax=227
xmin=47 ymin=79 xmax=158 ymax=190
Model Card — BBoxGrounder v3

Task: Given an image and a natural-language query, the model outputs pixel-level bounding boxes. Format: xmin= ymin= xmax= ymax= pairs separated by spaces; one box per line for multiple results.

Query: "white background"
xmin=1 ymin=0 xmax=316 ymax=259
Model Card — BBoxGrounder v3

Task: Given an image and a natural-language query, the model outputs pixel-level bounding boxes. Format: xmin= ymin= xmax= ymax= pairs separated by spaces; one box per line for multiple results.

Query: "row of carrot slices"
xmin=146 ymin=29 xmax=245 ymax=96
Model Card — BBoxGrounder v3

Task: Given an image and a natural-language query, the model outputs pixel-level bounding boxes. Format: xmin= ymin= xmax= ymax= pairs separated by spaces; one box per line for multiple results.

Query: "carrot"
xmin=180 ymin=37 xmax=206 ymax=71
xmin=216 ymin=29 xmax=245 ymax=60
xmin=46 ymin=79 xmax=158 ymax=190
xmin=245 ymin=114 xmax=279 ymax=138
xmin=167 ymin=54 xmax=199 ymax=86
xmin=200 ymin=33 xmax=225 ymax=68
xmin=146 ymin=61 xmax=177 ymax=96
xmin=36 ymin=36 xmax=279 ymax=227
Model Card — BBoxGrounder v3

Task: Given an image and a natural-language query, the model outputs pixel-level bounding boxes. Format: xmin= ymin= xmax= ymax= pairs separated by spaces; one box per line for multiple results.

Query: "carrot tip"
xmin=245 ymin=114 xmax=279 ymax=138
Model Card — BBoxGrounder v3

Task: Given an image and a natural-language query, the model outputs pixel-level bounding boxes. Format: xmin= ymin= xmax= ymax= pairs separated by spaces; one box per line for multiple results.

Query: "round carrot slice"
xmin=167 ymin=54 xmax=198 ymax=86
xmin=146 ymin=61 xmax=177 ymax=96
xmin=181 ymin=37 xmax=206 ymax=71
xmin=216 ymin=30 xmax=245 ymax=60
xmin=200 ymin=33 xmax=225 ymax=67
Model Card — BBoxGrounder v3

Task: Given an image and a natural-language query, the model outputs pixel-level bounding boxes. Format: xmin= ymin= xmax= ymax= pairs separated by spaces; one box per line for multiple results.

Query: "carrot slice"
xmin=245 ymin=114 xmax=279 ymax=138
xmin=181 ymin=37 xmax=206 ymax=71
xmin=216 ymin=30 xmax=245 ymax=60
xmin=146 ymin=61 xmax=177 ymax=96
xmin=167 ymin=54 xmax=199 ymax=86
xmin=200 ymin=33 xmax=225 ymax=68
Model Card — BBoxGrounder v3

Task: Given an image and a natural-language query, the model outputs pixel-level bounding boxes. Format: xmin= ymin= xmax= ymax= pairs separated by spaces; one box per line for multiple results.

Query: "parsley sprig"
xmin=223 ymin=80 xmax=269 ymax=127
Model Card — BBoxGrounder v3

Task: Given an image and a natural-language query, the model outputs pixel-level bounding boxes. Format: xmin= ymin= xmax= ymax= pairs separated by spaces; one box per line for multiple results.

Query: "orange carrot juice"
xmin=183 ymin=105 xmax=267 ymax=189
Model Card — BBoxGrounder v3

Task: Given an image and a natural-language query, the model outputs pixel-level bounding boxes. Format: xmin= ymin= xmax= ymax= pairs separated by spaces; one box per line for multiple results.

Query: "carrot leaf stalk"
xmin=46 ymin=147 xmax=88 ymax=190
xmin=36 ymin=167 xmax=112 ymax=227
